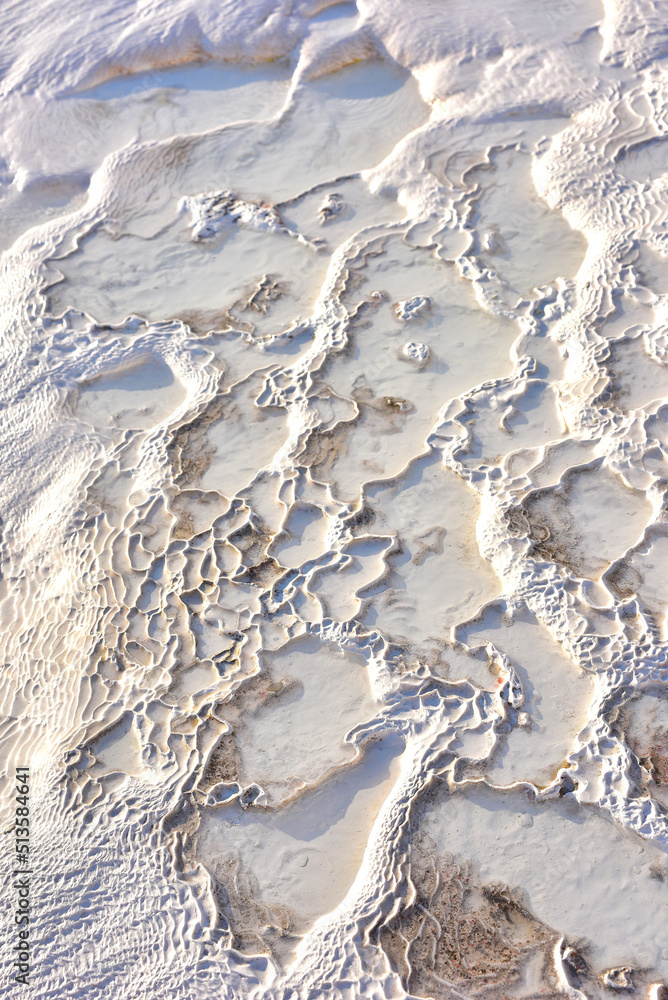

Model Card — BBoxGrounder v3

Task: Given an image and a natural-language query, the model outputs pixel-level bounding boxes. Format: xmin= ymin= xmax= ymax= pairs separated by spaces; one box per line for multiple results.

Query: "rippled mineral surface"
xmin=1 ymin=1 xmax=668 ymax=997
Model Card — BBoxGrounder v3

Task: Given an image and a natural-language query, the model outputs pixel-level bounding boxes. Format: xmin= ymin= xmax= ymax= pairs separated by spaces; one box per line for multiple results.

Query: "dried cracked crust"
xmin=379 ymin=831 xmax=559 ymax=999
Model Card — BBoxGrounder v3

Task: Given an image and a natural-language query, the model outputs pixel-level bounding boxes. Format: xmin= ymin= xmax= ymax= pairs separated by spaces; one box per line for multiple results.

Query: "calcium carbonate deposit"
xmin=1 ymin=0 xmax=668 ymax=997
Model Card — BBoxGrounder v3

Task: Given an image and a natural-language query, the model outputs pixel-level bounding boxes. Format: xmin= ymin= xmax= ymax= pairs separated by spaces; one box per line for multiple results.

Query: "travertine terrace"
xmin=0 ymin=1 xmax=667 ymax=997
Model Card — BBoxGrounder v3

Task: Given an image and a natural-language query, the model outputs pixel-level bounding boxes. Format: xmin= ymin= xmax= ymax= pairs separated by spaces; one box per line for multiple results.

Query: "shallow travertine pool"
xmin=1 ymin=1 xmax=668 ymax=998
